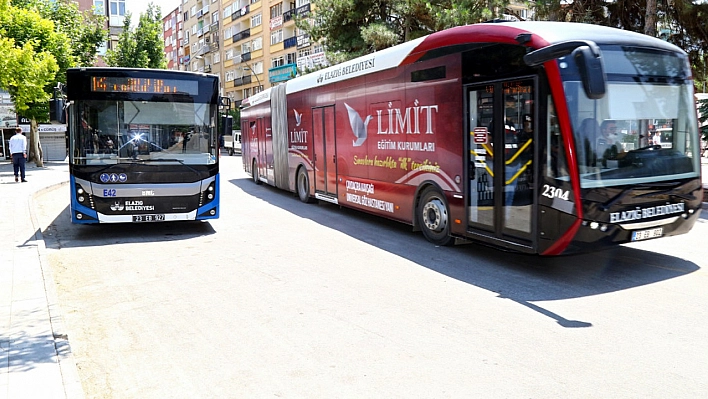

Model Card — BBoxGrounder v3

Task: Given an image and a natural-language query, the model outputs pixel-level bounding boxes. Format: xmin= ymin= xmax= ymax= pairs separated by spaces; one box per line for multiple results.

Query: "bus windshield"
xmin=71 ymin=99 xmax=217 ymax=165
xmin=563 ymin=47 xmax=700 ymax=189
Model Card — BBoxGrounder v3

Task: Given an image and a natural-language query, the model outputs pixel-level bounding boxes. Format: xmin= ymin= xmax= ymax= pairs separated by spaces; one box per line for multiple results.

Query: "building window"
xmin=252 ymin=37 xmax=262 ymax=51
xmin=223 ymin=5 xmax=231 ymax=19
xmin=286 ymin=52 xmax=296 ymax=64
xmin=212 ymin=11 xmax=219 ymax=23
xmin=251 ymin=13 xmax=261 ymax=27
xmin=296 ymin=0 xmax=309 ymax=6
xmin=109 ymin=0 xmax=125 ymax=16
xmin=214 ymin=53 xmax=220 ymax=64
xmin=93 ymin=0 xmax=105 ymax=15
xmin=252 ymin=61 xmax=263 ymax=74
xmin=241 ymin=42 xmax=251 ymax=54
xmin=271 ymin=56 xmax=284 ymax=68
xmin=270 ymin=29 xmax=283 ymax=45
xmin=270 ymin=3 xmax=282 ymax=18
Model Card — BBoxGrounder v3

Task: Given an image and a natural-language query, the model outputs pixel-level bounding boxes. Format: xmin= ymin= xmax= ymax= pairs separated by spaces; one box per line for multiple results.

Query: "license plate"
xmin=631 ymin=227 xmax=663 ymax=241
xmin=132 ymin=214 xmax=165 ymax=223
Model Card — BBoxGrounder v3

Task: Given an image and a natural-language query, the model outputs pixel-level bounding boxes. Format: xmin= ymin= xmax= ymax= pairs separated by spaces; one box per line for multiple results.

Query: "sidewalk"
xmin=0 ymin=159 xmax=82 ymax=399
xmin=0 ymin=155 xmax=706 ymax=399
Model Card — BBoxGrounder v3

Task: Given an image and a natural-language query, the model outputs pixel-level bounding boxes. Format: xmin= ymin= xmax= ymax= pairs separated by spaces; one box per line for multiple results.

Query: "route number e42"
xmin=542 ymin=184 xmax=570 ymax=201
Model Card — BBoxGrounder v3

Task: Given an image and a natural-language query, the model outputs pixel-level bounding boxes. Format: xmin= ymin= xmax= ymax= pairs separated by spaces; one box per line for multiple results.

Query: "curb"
xmin=28 ymin=180 xmax=85 ymax=399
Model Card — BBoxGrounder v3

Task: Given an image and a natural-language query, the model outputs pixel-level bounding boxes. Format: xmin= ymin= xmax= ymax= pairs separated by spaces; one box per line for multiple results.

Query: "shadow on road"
xmin=230 ymin=177 xmax=700 ymax=328
xmin=40 ymin=204 xmax=216 ymax=250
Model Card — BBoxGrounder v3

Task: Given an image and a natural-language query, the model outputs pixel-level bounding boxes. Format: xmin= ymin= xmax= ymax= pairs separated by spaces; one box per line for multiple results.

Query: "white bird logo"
xmin=293 ymin=109 xmax=302 ymax=126
xmin=344 ymin=103 xmax=372 ymax=147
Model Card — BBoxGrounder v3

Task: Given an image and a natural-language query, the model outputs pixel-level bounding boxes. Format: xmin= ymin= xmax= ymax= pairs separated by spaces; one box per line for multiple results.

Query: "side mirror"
xmin=524 ymin=39 xmax=606 ymax=100
xmin=573 ymin=46 xmax=606 ymax=100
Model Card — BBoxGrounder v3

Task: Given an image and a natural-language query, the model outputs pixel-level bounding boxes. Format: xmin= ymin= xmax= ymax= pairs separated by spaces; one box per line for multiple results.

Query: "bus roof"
xmin=244 ymin=21 xmax=685 ymax=108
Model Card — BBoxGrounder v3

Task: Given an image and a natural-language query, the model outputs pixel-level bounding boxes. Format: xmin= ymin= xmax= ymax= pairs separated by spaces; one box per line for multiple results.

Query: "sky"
xmin=127 ymin=0 xmax=181 ymax=21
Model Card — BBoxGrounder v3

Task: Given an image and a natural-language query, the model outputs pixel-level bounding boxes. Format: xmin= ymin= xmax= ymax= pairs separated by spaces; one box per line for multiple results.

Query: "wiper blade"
xmin=634 ymin=184 xmax=698 ymax=201
xmin=599 ymin=182 xmax=682 ymax=211
xmin=136 ymin=158 xmax=201 ymax=174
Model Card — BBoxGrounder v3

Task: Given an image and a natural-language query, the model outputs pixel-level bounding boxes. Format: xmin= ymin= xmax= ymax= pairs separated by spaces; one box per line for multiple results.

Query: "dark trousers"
xmin=12 ymin=153 xmax=26 ymax=180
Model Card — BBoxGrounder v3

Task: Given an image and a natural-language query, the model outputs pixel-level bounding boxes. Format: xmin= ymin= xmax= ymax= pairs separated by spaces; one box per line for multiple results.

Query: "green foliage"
xmin=106 ymin=4 xmax=166 ymax=69
xmin=698 ymin=98 xmax=708 ymax=141
xmin=301 ymin=0 xmax=513 ymax=63
xmin=0 ymin=0 xmax=64 ymax=120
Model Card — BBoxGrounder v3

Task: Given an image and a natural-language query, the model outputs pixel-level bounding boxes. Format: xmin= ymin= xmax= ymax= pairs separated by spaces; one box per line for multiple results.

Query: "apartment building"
xmin=164 ymin=1 xmax=530 ymax=106
xmin=77 ymin=0 xmax=128 ymax=60
xmin=164 ymin=0 xmax=326 ymax=106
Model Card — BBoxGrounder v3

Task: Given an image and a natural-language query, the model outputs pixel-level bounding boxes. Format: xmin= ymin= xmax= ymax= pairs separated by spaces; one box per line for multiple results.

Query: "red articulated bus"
xmin=240 ymin=21 xmax=703 ymax=255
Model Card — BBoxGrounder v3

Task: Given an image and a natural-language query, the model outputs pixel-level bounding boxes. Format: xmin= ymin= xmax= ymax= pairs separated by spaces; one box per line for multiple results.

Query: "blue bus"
xmin=65 ymin=68 xmax=221 ymax=223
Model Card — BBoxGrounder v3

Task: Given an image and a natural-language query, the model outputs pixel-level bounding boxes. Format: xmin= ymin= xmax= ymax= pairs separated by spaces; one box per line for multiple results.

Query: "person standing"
xmin=9 ymin=127 xmax=28 ymax=182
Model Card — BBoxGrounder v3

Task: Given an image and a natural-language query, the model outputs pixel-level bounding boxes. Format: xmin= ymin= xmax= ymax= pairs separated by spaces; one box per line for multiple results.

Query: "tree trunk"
xmin=645 ymin=0 xmax=657 ymax=37
xmin=29 ymin=119 xmax=44 ymax=167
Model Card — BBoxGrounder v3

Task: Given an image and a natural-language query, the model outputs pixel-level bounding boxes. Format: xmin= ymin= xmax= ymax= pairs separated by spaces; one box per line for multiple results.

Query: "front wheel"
xmin=417 ymin=187 xmax=454 ymax=246
xmin=252 ymin=159 xmax=261 ymax=185
xmin=296 ymin=167 xmax=313 ymax=203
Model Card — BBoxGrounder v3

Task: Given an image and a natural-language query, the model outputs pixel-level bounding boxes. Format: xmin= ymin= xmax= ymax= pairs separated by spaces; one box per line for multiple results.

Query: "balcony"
xmin=232 ymin=5 xmax=250 ymax=21
xmin=242 ymin=52 xmax=251 ymax=62
xmin=204 ymin=64 xmax=212 ymax=72
xmin=232 ymin=29 xmax=251 ymax=42
xmin=210 ymin=21 xmax=219 ymax=32
xmin=283 ymin=3 xmax=311 ymax=23
xmin=283 ymin=36 xmax=297 ymax=49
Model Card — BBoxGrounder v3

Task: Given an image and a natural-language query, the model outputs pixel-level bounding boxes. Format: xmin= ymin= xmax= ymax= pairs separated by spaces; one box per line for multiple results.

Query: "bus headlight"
xmin=199 ymin=182 xmax=216 ymax=206
xmin=78 ymin=195 xmax=85 ymax=203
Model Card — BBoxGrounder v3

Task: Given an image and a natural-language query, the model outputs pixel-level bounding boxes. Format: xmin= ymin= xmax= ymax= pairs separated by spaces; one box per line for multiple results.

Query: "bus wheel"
xmin=252 ymin=160 xmax=261 ymax=185
xmin=418 ymin=187 xmax=454 ymax=246
xmin=296 ymin=167 xmax=313 ymax=203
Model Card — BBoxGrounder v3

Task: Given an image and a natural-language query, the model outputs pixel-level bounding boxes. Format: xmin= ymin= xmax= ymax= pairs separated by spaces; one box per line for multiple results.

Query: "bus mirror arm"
xmin=523 ymin=40 xmax=600 ymax=67
xmin=523 ymin=40 xmax=606 ymax=100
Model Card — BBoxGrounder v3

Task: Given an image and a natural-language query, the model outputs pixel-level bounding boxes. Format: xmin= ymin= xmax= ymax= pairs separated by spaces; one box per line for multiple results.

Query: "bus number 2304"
xmin=542 ymin=184 xmax=570 ymax=201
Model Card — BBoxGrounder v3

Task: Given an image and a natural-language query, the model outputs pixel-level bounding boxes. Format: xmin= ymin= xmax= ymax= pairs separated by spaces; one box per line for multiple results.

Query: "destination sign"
xmin=91 ymin=77 xmax=198 ymax=95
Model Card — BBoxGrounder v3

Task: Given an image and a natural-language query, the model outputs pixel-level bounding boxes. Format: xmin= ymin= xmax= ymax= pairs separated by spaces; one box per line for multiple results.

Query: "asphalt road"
xmin=35 ymin=155 xmax=708 ymax=398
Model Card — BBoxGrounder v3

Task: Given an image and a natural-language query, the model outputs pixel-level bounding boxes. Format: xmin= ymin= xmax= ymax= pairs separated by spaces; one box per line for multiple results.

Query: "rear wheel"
xmin=296 ymin=167 xmax=313 ymax=203
xmin=417 ymin=187 xmax=454 ymax=246
xmin=252 ymin=159 xmax=261 ymax=185
xmin=228 ymin=147 xmax=234 ymax=156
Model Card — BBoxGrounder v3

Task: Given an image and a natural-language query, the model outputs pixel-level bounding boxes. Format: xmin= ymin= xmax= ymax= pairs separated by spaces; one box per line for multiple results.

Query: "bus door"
xmin=256 ymin=117 xmax=268 ymax=182
xmin=312 ymin=106 xmax=337 ymax=200
xmin=466 ymin=78 xmax=535 ymax=243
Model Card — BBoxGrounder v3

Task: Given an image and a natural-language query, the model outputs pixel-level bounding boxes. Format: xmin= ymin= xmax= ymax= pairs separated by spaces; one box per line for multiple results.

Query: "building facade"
xmin=163 ymin=1 xmax=531 ymax=107
xmin=164 ymin=0 xmax=326 ymax=106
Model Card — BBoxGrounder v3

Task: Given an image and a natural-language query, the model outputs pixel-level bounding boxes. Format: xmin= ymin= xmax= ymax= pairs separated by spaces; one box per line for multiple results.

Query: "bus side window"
xmin=545 ymin=97 xmax=569 ymax=179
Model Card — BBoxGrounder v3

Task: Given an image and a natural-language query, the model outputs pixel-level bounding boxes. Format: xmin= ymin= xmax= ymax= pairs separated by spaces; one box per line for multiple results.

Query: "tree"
xmin=0 ymin=0 xmax=68 ymax=166
xmin=105 ymin=4 xmax=166 ymax=69
xmin=698 ymin=98 xmax=708 ymax=144
xmin=1 ymin=0 xmax=106 ymax=166
xmin=300 ymin=0 xmax=514 ymax=63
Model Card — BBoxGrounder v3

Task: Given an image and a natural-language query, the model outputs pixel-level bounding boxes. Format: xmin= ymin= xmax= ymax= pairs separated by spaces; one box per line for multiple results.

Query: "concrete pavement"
xmin=0 ymin=155 xmax=707 ymax=399
xmin=0 ymin=159 xmax=81 ymax=399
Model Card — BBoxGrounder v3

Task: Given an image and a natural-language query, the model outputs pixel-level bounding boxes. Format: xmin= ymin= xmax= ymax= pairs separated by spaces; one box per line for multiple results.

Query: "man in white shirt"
xmin=9 ymin=127 xmax=28 ymax=182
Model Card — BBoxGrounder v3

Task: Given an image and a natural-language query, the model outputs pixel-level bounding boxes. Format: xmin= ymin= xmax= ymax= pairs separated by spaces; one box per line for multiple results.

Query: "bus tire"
xmin=417 ymin=187 xmax=454 ymax=246
xmin=296 ymin=167 xmax=313 ymax=203
xmin=252 ymin=159 xmax=261 ymax=185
